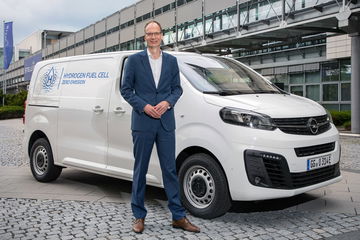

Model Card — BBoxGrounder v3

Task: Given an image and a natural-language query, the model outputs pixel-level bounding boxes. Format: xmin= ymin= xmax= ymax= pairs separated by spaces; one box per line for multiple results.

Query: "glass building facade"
xmin=0 ymin=0 xmax=357 ymax=111
xmin=264 ymin=59 xmax=351 ymax=111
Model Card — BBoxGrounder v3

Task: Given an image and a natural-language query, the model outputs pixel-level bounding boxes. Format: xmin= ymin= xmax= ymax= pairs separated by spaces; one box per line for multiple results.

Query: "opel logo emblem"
xmin=307 ymin=118 xmax=319 ymax=135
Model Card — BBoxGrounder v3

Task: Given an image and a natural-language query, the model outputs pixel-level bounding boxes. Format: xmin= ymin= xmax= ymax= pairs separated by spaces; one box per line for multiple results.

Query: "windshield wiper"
xmin=252 ymin=90 xmax=280 ymax=94
xmin=203 ymin=90 xmax=281 ymax=95
xmin=203 ymin=90 xmax=245 ymax=96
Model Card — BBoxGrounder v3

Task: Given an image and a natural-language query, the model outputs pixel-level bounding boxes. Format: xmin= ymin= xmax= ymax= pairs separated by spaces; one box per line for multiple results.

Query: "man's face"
xmin=144 ymin=23 xmax=163 ymax=48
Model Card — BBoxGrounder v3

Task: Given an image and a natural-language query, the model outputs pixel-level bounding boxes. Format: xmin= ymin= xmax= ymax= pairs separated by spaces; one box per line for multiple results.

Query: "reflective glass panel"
xmin=341 ymin=83 xmax=351 ymax=101
xmin=306 ymin=85 xmax=320 ymax=101
xmin=340 ymin=59 xmax=351 ymax=81
xmin=305 ymin=71 xmax=320 ymax=83
xmin=323 ymin=84 xmax=338 ymax=101
xmin=322 ymin=62 xmax=339 ymax=82
xmin=290 ymin=85 xmax=303 ymax=96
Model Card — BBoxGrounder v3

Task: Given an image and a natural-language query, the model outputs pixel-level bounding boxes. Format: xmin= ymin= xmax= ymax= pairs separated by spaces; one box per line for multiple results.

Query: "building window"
xmin=177 ymin=0 xmax=185 ymax=7
xmin=205 ymin=17 xmax=213 ymax=34
xmin=136 ymin=37 xmax=145 ymax=50
xmin=305 ymin=71 xmax=320 ymax=83
xmin=184 ymin=23 xmax=194 ymax=39
xmin=222 ymin=9 xmax=237 ymax=30
xmin=290 ymin=85 xmax=303 ymax=96
xmin=143 ymin=13 xmax=151 ymax=21
xmin=192 ymin=20 xmax=203 ymax=37
xmin=340 ymin=104 xmax=350 ymax=111
xmin=177 ymin=26 xmax=184 ymax=41
xmin=163 ymin=4 xmax=171 ymax=13
xmin=163 ymin=28 xmax=176 ymax=45
xmin=323 ymin=84 xmax=338 ymax=101
xmin=306 ymin=85 xmax=320 ymax=101
xmin=214 ymin=16 xmax=221 ymax=32
xmin=340 ymin=59 xmax=351 ymax=81
xmin=322 ymin=61 xmax=339 ymax=82
xmin=273 ymin=74 xmax=288 ymax=91
xmin=341 ymin=83 xmax=351 ymax=101
xmin=155 ymin=8 xmax=162 ymax=16
xmin=322 ymin=104 xmax=339 ymax=111
xmin=120 ymin=40 xmax=134 ymax=51
xmin=289 ymin=73 xmax=304 ymax=84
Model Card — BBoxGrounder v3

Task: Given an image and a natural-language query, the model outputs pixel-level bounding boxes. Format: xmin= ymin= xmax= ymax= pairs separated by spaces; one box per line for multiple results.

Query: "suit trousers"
xmin=131 ymin=120 xmax=186 ymax=220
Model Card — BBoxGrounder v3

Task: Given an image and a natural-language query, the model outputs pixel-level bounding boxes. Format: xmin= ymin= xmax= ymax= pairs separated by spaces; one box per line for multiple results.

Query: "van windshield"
xmin=177 ymin=55 xmax=281 ymax=95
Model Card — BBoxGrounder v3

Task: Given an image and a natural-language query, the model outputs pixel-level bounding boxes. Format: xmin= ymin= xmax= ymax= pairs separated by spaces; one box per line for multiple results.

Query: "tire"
xmin=30 ymin=138 xmax=62 ymax=182
xmin=179 ymin=153 xmax=231 ymax=219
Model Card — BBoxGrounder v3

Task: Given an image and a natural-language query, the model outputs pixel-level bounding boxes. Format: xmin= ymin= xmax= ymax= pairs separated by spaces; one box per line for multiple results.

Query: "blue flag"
xmin=4 ymin=22 xmax=14 ymax=70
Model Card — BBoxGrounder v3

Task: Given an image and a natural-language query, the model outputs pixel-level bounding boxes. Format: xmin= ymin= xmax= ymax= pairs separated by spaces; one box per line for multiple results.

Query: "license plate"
xmin=307 ymin=154 xmax=332 ymax=171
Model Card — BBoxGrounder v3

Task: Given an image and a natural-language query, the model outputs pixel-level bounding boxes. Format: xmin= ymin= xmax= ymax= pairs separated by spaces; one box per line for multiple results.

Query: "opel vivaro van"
xmin=24 ymin=51 xmax=341 ymax=219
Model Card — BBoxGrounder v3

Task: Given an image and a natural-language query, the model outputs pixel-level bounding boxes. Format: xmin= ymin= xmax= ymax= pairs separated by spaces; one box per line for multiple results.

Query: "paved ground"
xmin=1 ymin=118 xmax=360 ymax=240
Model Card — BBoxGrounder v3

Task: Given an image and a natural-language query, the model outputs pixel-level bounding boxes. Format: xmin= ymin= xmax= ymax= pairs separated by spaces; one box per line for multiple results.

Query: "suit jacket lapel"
xmin=140 ymin=50 xmax=156 ymax=89
xmin=157 ymin=52 xmax=167 ymax=89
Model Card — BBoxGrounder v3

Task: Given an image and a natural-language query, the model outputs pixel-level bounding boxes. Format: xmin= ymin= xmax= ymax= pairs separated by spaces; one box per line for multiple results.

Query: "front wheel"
xmin=30 ymin=138 xmax=62 ymax=182
xmin=179 ymin=153 xmax=231 ymax=219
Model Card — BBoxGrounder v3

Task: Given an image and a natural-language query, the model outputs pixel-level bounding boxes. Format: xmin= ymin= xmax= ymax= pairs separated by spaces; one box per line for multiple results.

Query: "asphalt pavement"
xmin=0 ymin=118 xmax=360 ymax=240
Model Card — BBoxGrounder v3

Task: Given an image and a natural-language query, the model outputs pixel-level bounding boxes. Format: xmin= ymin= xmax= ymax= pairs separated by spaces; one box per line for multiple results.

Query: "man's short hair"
xmin=144 ymin=20 xmax=163 ymax=33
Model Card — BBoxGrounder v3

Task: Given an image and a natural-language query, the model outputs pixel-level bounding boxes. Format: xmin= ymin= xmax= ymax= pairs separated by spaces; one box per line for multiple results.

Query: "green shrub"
xmin=0 ymin=106 xmax=24 ymax=120
xmin=343 ymin=120 xmax=351 ymax=131
xmin=329 ymin=110 xmax=351 ymax=126
xmin=5 ymin=90 xmax=28 ymax=106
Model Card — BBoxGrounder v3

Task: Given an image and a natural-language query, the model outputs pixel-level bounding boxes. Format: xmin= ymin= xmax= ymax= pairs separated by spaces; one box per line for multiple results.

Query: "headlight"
xmin=325 ymin=109 xmax=333 ymax=123
xmin=219 ymin=107 xmax=276 ymax=130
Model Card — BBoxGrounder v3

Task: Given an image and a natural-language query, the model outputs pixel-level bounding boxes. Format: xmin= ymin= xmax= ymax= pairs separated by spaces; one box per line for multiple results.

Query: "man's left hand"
xmin=154 ymin=101 xmax=170 ymax=116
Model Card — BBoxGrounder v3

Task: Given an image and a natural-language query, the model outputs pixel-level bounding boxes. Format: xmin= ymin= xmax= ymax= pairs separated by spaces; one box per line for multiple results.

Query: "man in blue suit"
xmin=121 ymin=20 xmax=200 ymax=234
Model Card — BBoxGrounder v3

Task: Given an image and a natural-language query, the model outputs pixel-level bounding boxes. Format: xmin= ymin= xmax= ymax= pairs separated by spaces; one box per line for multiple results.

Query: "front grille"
xmin=244 ymin=150 xmax=340 ymax=190
xmin=295 ymin=142 xmax=335 ymax=157
xmin=273 ymin=115 xmax=331 ymax=135
xmin=291 ymin=163 xmax=340 ymax=188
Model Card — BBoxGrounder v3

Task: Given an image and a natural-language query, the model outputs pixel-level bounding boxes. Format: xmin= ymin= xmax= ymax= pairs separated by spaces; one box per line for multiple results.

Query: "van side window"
xmin=120 ymin=57 xmax=128 ymax=90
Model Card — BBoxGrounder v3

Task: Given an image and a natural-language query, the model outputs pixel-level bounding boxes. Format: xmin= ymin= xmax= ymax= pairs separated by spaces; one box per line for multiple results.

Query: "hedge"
xmin=4 ymin=90 xmax=28 ymax=106
xmin=343 ymin=120 xmax=351 ymax=131
xmin=329 ymin=110 xmax=351 ymax=126
xmin=0 ymin=106 xmax=24 ymax=120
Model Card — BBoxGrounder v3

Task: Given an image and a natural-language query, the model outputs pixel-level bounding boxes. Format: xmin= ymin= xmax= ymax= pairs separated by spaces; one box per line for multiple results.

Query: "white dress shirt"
xmin=147 ymin=48 xmax=162 ymax=88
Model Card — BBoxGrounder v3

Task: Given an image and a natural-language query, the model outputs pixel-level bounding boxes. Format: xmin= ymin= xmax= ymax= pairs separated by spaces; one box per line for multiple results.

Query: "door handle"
xmin=92 ymin=105 xmax=104 ymax=114
xmin=113 ymin=107 xmax=126 ymax=114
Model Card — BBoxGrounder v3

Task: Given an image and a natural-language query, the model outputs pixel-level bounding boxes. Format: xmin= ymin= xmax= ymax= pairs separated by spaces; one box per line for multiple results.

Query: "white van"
xmin=24 ymin=51 xmax=341 ymax=219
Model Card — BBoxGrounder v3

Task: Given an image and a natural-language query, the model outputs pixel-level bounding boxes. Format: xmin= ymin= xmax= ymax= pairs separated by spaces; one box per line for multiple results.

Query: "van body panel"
xmin=25 ymin=107 xmax=59 ymax=162
xmin=56 ymin=57 xmax=115 ymax=168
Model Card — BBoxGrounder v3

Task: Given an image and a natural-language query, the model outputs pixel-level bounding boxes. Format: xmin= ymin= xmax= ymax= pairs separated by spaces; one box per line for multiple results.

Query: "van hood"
xmin=203 ymin=93 xmax=326 ymax=118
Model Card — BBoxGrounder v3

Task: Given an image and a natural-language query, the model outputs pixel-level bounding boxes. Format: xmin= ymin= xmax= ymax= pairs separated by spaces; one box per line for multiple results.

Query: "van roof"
xmin=38 ymin=50 xmax=201 ymax=65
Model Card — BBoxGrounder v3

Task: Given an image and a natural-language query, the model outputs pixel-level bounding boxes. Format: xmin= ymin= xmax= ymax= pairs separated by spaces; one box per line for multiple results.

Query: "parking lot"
xmin=0 ymin=118 xmax=360 ymax=240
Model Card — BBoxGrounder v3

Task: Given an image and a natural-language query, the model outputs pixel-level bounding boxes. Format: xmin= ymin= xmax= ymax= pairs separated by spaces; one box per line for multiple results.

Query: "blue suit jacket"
xmin=121 ymin=50 xmax=183 ymax=131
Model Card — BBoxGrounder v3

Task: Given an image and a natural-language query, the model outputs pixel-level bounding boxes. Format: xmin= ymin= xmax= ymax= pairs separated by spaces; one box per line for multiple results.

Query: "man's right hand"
xmin=144 ymin=104 xmax=161 ymax=119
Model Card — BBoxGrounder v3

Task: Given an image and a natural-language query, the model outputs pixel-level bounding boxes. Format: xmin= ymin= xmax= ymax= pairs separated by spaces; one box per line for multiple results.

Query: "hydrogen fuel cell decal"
xmin=61 ymin=71 xmax=110 ymax=85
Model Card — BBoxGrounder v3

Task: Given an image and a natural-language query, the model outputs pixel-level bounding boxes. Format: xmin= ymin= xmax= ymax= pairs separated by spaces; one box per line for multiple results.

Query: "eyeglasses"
xmin=145 ymin=32 xmax=162 ymax=37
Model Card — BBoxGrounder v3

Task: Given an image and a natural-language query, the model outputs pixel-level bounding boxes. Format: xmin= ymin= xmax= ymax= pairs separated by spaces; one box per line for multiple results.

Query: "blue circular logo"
xmin=42 ymin=67 xmax=58 ymax=92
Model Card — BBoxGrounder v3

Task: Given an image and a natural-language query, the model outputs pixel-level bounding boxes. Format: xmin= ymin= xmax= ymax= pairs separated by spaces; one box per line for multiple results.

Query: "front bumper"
xmin=244 ymin=149 xmax=340 ymax=190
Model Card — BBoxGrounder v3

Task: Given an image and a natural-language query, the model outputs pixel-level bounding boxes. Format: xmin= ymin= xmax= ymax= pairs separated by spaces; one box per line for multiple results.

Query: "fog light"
xmin=254 ymin=176 xmax=262 ymax=185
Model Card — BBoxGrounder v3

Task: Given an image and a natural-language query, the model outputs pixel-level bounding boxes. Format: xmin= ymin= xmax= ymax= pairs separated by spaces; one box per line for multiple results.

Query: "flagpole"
xmin=2 ymin=21 xmax=5 ymax=106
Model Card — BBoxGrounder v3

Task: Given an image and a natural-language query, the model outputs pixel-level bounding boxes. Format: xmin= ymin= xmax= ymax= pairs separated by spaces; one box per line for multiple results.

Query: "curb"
xmin=339 ymin=132 xmax=360 ymax=138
